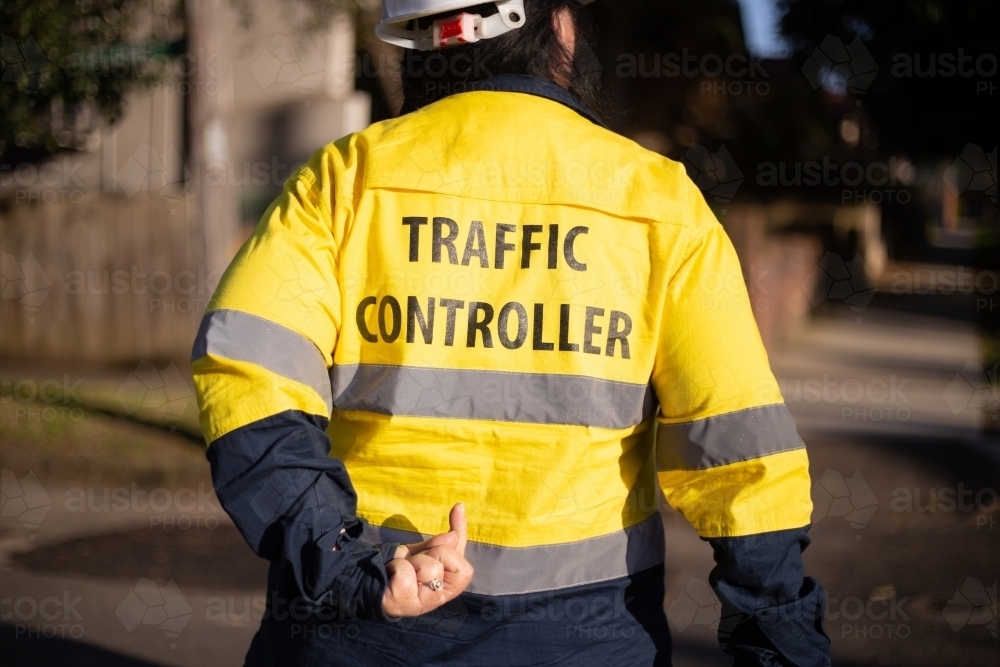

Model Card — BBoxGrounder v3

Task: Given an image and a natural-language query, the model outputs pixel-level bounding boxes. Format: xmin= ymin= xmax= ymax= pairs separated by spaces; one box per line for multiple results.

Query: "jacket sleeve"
xmin=191 ymin=148 xmax=398 ymax=619
xmin=651 ymin=186 xmax=831 ymax=666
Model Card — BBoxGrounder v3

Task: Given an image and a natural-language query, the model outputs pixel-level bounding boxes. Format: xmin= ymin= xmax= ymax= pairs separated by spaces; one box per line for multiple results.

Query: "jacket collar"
xmin=464 ymin=75 xmax=606 ymax=128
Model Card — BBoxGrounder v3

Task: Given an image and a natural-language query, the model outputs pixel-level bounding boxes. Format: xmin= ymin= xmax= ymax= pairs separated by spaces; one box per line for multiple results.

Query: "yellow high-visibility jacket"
xmin=193 ymin=88 xmax=813 ymax=599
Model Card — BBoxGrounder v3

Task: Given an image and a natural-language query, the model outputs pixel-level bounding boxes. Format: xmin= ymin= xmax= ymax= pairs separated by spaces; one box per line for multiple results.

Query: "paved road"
xmin=1 ymin=305 xmax=996 ymax=666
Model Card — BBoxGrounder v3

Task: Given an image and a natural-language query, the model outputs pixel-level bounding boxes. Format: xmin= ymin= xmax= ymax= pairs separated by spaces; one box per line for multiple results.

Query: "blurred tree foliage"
xmin=590 ymin=0 xmax=751 ymax=150
xmin=587 ymin=0 xmax=841 ymax=199
xmin=0 ymin=0 xmax=169 ymax=159
xmin=583 ymin=0 xmax=997 ymax=265
xmin=782 ymin=0 xmax=998 ymax=159
xmin=0 ymin=0 xmax=363 ymax=162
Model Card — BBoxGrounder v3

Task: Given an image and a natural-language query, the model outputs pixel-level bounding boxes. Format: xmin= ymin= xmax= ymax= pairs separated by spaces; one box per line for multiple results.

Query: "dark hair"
xmin=398 ymin=0 xmax=605 ymax=117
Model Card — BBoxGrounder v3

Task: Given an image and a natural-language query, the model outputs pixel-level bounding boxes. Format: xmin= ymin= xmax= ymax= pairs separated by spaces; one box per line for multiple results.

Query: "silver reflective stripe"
xmin=333 ymin=364 xmax=656 ymax=429
xmin=656 ymin=403 xmax=804 ymax=471
xmin=363 ymin=514 xmax=664 ymax=596
xmin=192 ymin=309 xmax=333 ymax=411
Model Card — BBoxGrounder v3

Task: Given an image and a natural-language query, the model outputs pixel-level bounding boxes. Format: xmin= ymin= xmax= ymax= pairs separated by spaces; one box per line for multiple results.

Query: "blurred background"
xmin=0 ymin=0 xmax=996 ymax=665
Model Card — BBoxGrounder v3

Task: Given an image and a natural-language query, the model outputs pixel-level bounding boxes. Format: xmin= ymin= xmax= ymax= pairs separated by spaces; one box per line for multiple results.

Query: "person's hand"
xmin=381 ymin=503 xmax=474 ymax=618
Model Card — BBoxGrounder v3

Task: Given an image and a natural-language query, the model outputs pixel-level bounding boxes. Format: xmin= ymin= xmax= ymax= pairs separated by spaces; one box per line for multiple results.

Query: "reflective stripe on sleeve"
xmin=656 ymin=403 xmax=804 ymax=471
xmin=363 ymin=513 xmax=664 ymax=596
xmin=333 ymin=364 xmax=657 ymax=429
xmin=192 ymin=309 xmax=334 ymax=411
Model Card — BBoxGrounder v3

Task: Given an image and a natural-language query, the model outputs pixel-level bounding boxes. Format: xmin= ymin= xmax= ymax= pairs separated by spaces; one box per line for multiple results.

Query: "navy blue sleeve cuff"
xmin=207 ymin=410 xmax=398 ymax=621
xmin=707 ymin=527 xmax=831 ymax=667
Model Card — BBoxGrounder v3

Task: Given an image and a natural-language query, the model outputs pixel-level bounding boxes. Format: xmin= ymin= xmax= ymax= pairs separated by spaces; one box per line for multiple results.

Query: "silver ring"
xmin=424 ymin=578 xmax=444 ymax=591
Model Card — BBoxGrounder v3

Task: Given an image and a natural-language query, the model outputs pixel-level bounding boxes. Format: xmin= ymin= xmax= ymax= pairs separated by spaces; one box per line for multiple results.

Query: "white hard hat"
xmin=376 ymin=0 xmax=595 ymax=51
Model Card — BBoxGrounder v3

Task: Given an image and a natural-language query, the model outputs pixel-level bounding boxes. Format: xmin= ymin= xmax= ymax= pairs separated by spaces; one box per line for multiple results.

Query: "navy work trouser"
xmin=245 ymin=564 xmax=672 ymax=667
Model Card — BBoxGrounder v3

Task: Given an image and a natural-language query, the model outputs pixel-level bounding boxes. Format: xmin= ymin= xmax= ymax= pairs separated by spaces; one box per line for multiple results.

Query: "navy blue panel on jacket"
xmin=248 ymin=560 xmax=671 ymax=667
xmin=709 ymin=529 xmax=831 ymax=667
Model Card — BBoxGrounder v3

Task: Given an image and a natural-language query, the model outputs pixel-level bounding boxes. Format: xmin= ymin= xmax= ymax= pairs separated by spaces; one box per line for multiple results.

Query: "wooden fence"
xmin=1 ymin=192 xmax=205 ymax=363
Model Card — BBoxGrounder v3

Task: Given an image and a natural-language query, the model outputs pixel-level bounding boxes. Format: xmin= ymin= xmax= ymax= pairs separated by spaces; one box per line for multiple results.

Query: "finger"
xmin=449 ymin=502 xmax=468 ymax=557
xmin=398 ymin=531 xmax=459 ymax=558
xmin=421 ymin=545 xmax=474 ymax=593
xmin=383 ymin=558 xmax=418 ymax=617
xmin=391 ymin=503 xmax=467 ymax=559
xmin=386 ymin=558 xmax=417 ymax=592
xmin=407 ymin=553 xmax=445 ymax=587
xmin=421 ymin=545 xmax=469 ymax=573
